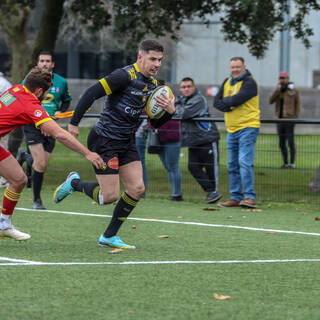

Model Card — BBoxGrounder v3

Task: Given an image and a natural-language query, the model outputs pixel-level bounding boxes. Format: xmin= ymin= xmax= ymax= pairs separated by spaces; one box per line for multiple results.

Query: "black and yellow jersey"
xmin=71 ymin=63 xmax=171 ymax=140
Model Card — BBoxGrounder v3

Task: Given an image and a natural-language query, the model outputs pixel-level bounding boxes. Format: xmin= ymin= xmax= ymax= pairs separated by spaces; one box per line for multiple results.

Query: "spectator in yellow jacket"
xmin=214 ymin=57 xmax=260 ymax=208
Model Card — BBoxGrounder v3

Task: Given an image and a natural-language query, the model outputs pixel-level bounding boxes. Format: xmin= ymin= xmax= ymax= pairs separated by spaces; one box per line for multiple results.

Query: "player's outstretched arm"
xmin=39 ymin=121 xmax=104 ymax=169
xmin=68 ymin=123 xmax=79 ymax=138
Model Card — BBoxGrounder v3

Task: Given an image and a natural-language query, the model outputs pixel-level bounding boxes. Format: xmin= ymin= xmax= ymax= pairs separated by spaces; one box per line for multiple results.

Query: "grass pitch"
xmin=1 ymin=187 xmax=320 ymax=320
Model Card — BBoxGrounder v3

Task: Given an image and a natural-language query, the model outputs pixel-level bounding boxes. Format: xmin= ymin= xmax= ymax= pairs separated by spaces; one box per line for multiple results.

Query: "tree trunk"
xmin=6 ymin=0 xmax=64 ymax=155
xmin=309 ymin=166 xmax=320 ymax=192
xmin=30 ymin=0 xmax=65 ymax=67
xmin=11 ymin=31 xmax=28 ymax=83
xmin=0 ymin=7 xmax=31 ymax=83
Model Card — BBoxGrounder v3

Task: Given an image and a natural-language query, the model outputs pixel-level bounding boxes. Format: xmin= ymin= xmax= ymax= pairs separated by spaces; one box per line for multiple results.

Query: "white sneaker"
xmin=0 ymin=226 xmax=31 ymax=241
xmin=0 ymin=176 xmax=8 ymax=188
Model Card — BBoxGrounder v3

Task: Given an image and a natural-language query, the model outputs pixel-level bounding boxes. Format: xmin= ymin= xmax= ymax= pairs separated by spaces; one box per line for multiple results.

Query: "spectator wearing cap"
xmin=269 ymin=71 xmax=301 ymax=169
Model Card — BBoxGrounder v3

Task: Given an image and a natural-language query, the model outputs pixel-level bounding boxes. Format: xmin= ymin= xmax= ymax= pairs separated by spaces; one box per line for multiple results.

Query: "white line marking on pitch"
xmin=1 ymin=258 xmax=320 ymax=267
xmin=16 ymin=207 xmax=320 ymax=237
xmin=0 ymin=257 xmax=43 ymax=264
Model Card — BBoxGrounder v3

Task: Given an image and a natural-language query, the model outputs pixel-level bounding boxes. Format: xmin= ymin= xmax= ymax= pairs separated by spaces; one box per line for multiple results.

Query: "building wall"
xmin=176 ymin=10 xmax=320 ymax=88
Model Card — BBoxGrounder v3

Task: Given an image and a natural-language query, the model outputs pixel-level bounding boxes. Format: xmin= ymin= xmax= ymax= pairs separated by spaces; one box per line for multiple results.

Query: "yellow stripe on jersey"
xmin=35 ymin=117 xmax=53 ymax=128
xmin=22 ymin=85 xmax=38 ymax=100
xmin=99 ymin=78 xmax=112 ymax=95
xmin=133 ymin=63 xmax=140 ymax=73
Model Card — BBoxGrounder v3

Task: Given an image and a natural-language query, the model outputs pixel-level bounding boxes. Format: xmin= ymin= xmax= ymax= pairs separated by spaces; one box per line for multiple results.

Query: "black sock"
xmin=71 ymin=179 xmax=100 ymax=203
xmin=104 ymin=192 xmax=138 ymax=238
xmin=33 ymin=170 xmax=44 ymax=201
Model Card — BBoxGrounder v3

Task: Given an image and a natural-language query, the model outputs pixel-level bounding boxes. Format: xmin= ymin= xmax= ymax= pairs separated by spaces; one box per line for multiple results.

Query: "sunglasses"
xmin=279 ymin=77 xmax=288 ymax=79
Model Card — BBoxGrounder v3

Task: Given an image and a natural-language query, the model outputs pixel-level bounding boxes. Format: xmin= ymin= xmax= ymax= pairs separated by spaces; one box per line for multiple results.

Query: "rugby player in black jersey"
xmin=53 ymin=40 xmax=175 ymax=249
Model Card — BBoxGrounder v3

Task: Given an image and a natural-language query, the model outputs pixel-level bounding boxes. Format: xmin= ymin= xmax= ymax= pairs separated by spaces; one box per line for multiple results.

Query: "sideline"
xmin=15 ymin=207 xmax=320 ymax=237
xmin=1 ymin=257 xmax=320 ymax=267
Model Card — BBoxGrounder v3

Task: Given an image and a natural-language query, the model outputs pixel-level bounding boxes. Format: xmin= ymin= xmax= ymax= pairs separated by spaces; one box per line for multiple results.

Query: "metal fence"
xmin=146 ymin=117 xmax=320 ymax=205
xmin=79 ymin=114 xmax=320 ymax=205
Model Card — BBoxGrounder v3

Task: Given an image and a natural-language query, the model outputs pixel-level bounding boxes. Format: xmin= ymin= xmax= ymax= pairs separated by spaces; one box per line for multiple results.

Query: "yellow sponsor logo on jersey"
xmin=42 ymin=93 xmax=54 ymax=104
xmin=128 ymin=68 xmax=137 ymax=80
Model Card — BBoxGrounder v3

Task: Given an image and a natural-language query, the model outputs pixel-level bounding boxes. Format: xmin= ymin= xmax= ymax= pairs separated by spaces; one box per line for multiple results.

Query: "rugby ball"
xmin=145 ymin=85 xmax=173 ymax=119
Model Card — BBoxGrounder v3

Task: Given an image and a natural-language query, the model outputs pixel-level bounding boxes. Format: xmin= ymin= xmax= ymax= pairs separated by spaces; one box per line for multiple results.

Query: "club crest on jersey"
xmin=34 ymin=110 xmax=43 ymax=117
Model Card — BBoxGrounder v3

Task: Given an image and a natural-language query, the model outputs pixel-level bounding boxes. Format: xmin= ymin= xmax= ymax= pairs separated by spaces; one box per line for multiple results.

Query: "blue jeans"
xmin=135 ymin=136 xmax=147 ymax=189
xmin=226 ymin=127 xmax=259 ymax=201
xmin=158 ymin=141 xmax=182 ymax=197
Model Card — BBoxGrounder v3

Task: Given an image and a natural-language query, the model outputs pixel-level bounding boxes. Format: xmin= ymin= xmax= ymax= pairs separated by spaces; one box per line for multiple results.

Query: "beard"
xmin=38 ymin=91 xmax=47 ymax=101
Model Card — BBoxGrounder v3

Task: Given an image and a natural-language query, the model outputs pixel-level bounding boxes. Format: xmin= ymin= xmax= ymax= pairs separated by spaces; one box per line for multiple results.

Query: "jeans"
xmin=226 ymin=127 xmax=259 ymax=201
xmin=158 ymin=141 xmax=182 ymax=197
xmin=135 ymin=136 xmax=147 ymax=189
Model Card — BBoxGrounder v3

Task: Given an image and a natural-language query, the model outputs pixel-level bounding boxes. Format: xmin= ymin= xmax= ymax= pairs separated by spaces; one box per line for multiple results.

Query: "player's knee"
xmin=137 ymin=184 xmax=145 ymax=197
xmin=34 ymin=161 xmax=47 ymax=172
xmin=9 ymin=172 xmax=27 ymax=191
xmin=20 ymin=173 xmax=28 ymax=187
xmin=130 ymin=183 xmax=145 ymax=199
xmin=102 ymin=194 xmax=119 ymax=204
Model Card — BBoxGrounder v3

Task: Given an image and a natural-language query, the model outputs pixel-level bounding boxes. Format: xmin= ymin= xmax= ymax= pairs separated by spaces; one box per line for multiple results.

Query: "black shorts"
xmin=23 ymin=124 xmax=56 ymax=153
xmin=87 ymin=128 xmax=140 ymax=175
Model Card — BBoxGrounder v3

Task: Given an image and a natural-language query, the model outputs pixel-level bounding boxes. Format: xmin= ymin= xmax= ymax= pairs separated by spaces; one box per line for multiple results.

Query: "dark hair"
xmin=181 ymin=77 xmax=194 ymax=84
xmin=37 ymin=51 xmax=54 ymax=62
xmin=139 ymin=40 xmax=164 ymax=54
xmin=230 ymin=57 xmax=245 ymax=64
xmin=24 ymin=67 xmax=52 ymax=92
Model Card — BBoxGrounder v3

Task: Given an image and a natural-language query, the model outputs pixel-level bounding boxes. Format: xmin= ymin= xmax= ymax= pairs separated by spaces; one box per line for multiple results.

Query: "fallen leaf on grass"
xmin=91 ymin=201 xmax=97 ymax=205
xmin=213 ymin=293 xmax=231 ymax=300
xmin=177 ymin=216 xmax=183 ymax=219
xmin=265 ymin=231 xmax=276 ymax=235
xmin=158 ymin=235 xmax=170 ymax=238
xmin=108 ymin=249 xmax=123 ymax=254
xmin=226 ymin=216 xmax=232 ymax=219
xmin=301 ymin=212 xmax=308 ymax=215
xmin=241 ymin=209 xmax=262 ymax=212
xmin=132 ymin=225 xmax=137 ymax=229
xmin=203 ymin=207 xmax=219 ymax=211
xmin=315 ymin=217 xmax=320 ymax=221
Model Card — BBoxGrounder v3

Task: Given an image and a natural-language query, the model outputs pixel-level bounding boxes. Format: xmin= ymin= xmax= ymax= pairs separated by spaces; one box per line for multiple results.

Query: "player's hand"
xmin=85 ymin=151 xmax=104 ymax=169
xmin=68 ymin=123 xmax=79 ymax=138
xmin=52 ymin=111 xmax=62 ymax=120
xmin=40 ymin=127 xmax=51 ymax=137
xmin=156 ymin=93 xmax=176 ymax=114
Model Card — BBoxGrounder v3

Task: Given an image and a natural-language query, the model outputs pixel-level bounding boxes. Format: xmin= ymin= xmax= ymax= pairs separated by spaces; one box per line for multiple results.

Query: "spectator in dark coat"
xmin=175 ymin=77 xmax=221 ymax=203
